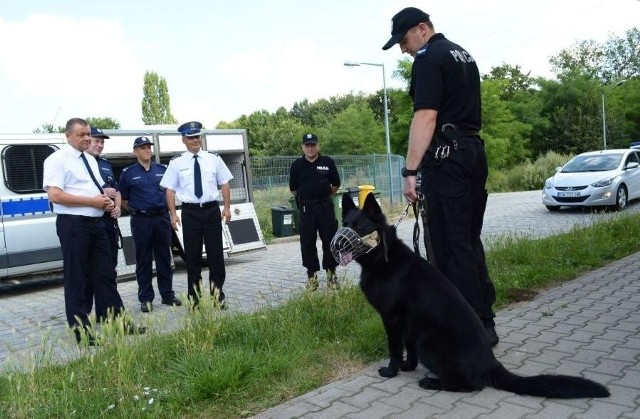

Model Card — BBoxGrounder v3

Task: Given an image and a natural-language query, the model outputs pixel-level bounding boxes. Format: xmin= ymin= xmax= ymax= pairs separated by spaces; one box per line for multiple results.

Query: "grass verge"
xmin=2 ymin=211 xmax=640 ymax=417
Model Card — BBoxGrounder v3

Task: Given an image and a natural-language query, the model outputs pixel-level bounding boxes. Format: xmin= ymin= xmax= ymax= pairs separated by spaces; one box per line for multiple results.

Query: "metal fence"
xmin=250 ymin=154 xmax=406 ymax=208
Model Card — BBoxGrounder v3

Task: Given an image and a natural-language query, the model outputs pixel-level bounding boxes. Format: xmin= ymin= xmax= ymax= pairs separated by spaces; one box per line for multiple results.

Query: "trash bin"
xmin=346 ymin=187 xmax=360 ymax=207
xmin=288 ymin=196 xmax=299 ymax=234
xmin=358 ymin=184 xmax=376 ymax=208
xmin=271 ymin=205 xmax=294 ymax=237
xmin=332 ymin=189 xmax=345 ymax=223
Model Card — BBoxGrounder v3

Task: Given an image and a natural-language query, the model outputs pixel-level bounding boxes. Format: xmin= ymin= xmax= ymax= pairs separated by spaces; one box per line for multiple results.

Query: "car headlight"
xmin=544 ymin=179 xmax=554 ymax=189
xmin=591 ymin=178 xmax=613 ymax=188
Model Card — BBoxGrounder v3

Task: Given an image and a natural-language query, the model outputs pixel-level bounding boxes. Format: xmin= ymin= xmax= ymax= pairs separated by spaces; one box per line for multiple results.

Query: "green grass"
xmin=2 ymin=212 xmax=640 ymax=417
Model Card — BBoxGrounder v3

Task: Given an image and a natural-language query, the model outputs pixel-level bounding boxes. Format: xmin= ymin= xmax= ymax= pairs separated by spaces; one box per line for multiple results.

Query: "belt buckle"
xmin=199 ymin=202 xmax=205 ymax=208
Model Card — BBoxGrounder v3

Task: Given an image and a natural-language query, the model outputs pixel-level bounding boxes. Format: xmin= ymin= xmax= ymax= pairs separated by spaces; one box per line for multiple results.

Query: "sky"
xmin=0 ymin=0 xmax=638 ymax=133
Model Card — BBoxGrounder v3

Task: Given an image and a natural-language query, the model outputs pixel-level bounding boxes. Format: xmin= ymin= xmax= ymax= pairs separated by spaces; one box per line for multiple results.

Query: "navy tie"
xmin=80 ymin=153 xmax=104 ymax=194
xmin=193 ymin=155 xmax=203 ymax=198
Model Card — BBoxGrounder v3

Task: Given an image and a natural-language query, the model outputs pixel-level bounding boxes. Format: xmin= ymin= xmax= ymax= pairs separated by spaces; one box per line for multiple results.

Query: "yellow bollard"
xmin=358 ymin=185 xmax=376 ymax=208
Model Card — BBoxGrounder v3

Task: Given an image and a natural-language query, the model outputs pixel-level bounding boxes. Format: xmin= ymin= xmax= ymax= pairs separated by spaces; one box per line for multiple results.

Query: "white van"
xmin=0 ymin=128 xmax=265 ymax=283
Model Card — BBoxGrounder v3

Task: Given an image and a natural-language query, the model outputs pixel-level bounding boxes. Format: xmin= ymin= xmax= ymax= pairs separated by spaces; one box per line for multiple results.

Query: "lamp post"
xmin=601 ymin=80 xmax=625 ymax=150
xmin=344 ymin=60 xmax=394 ymax=204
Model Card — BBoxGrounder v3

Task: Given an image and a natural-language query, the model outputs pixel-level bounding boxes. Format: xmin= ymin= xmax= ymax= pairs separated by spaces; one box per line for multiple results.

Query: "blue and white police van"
xmin=0 ymin=128 xmax=265 ymax=284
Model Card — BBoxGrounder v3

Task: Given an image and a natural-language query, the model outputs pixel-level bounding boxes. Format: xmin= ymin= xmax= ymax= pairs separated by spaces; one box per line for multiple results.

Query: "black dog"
xmin=331 ymin=193 xmax=609 ymax=398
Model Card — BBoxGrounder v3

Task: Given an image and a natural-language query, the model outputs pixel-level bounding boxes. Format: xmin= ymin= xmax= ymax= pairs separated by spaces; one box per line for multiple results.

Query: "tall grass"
xmin=2 ymin=212 xmax=640 ymax=418
xmin=487 ymin=151 xmax=573 ymax=192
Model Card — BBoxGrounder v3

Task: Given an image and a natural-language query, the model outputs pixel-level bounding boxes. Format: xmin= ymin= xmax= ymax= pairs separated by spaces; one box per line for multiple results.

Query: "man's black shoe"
xmin=161 ymin=297 xmax=182 ymax=307
xmin=485 ymin=325 xmax=499 ymax=347
xmin=141 ymin=301 xmax=153 ymax=313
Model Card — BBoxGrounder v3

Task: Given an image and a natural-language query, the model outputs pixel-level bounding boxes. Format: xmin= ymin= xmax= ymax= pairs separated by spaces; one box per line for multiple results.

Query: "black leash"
xmin=412 ymin=194 xmax=436 ymax=267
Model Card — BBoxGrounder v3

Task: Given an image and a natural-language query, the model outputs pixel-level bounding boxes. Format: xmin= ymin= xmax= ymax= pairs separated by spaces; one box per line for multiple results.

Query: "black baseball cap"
xmin=382 ymin=7 xmax=430 ymax=50
xmin=90 ymin=127 xmax=109 ymax=139
xmin=302 ymin=133 xmax=318 ymax=144
xmin=133 ymin=136 xmax=152 ymax=148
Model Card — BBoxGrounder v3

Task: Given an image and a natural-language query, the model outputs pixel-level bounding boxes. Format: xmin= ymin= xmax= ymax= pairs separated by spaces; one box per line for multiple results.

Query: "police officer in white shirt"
xmin=43 ymin=117 xmax=144 ymax=344
xmin=160 ymin=121 xmax=233 ymax=307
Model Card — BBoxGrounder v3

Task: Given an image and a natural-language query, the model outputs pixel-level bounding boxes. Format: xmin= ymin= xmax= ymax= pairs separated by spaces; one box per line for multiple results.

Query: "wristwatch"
xmin=401 ymin=167 xmax=418 ymax=177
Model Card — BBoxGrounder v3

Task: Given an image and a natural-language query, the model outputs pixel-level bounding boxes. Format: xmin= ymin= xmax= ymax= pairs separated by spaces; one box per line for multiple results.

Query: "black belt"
xmin=58 ymin=214 xmax=102 ymax=223
xmin=130 ymin=208 xmax=168 ymax=216
xmin=181 ymin=201 xmax=219 ymax=209
xmin=299 ymin=197 xmax=332 ymax=205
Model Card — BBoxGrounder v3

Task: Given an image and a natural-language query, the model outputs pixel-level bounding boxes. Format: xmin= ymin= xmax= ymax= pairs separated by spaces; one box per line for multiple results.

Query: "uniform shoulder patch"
xmin=170 ymin=154 xmax=181 ymax=161
xmin=207 ymin=151 xmax=219 ymax=157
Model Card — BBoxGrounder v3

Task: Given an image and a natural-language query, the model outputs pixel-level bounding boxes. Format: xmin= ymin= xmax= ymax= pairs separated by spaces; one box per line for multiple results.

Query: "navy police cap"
xmin=178 ymin=121 xmax=203 ymax=137
xmin=302 ymin=133 xmax=318 ymax=144
xmin=90 ymin=127 xmax=110 ymax=139
xmin=133 ymin=136 xmax=152 ymax=148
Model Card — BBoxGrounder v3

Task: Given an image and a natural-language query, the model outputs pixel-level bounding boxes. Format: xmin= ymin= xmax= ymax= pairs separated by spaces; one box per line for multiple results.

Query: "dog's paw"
xmin=378 ymin=366 xmax=399 ymax=378
xmin=400 ymin=360 xmax=418 ymax=371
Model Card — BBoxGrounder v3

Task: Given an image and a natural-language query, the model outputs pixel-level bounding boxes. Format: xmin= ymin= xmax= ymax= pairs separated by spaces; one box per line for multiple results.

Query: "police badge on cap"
xmin=302 ymin=133 xmax=318 ymax=144
xmin=178 ymin=121 xmax=203 ymax=137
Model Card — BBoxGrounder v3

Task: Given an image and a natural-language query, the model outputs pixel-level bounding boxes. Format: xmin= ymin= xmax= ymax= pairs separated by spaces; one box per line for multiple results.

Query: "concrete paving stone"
xmin=510 ymin=339 xmax=552 ymax=356
xmin=517 ymin=324 xmax=549 ymax=337
xmin=606 ymin=347 xmax=640 ymax=364
xmin=564 ymin=348 xmax=608 ymax=365
xmin=621 ymin=404 xmax=640 ymax=419
xmin=500 ymin=331 xmax=537 ymax=346
xmin=573 ymin=398 xmax=637 ymax=419
xmin=599 ymin=383 xmax=640 ymax=408
xmin=512 ymin=359 xmax=562 ymax=376
xmin=521 ymin=400 xmax=586 ymax=419
xmin=475 ymin=400 xmax=538 ymax=419
xmin=596 ymin=329 xmax=634 ymax=343
xmin=255 ymin=400 xmax=324 ymax=418
xmin=304 ymin=386 xmax=358 ymax=408
xmin=496 ymin=349 xmax=532 ymax=368
xmin=530 ymin=330 xmax=568 ymax=346
xmin=456 ymin=387 xmax=511 ymax=411
xmin=563 ymin=329 xmax=603 ymax=344
xmin=610 ymin=369 xmax=640 ymax=390
xmin=620 ymin=337 xmax=640 ymax=351
xmin=431 ymin=400 xmax=492 ymax=419
xmin=377 ymin=386 xmax=438 ymax=409
xmin=593 ymin=314 xmax=631 ymax=326
xmin=545 ymin=337 xmax=586 ymax=355
xmin=336 ymin=375 xmax=386 ymax=394
xmin=300 ymin=400 xmax=362 ymax=418
xmin=341 ymin=387 xmax=397 ymax=409
xmin=582 ymin=338 xmax=621 ymax=354
xmin=534 ymin=348 xmax=572 ymax=367
xmin=369 ymin=376 xmax=410 ymax=395
xmin=386 ymin=400 xmax=447 ymax=418
xmin=588 ymin=358 xmax=634 ymax=378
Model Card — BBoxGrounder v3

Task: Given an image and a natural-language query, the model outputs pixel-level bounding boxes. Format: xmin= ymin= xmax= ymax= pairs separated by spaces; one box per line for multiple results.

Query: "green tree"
xmin=323 ymin=103 xmax=385 ymax=155
xmin=86 ymin=117 xmax=120 ymax=129
xmin=141 ymin=71 xmax=177 ymax=125
xmin=33 ymin=124 xmax=64 ymax=133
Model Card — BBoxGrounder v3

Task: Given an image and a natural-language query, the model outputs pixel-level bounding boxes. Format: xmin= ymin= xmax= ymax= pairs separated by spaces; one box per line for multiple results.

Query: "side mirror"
xmin=625 ymin=162 xmax=640 ymax=170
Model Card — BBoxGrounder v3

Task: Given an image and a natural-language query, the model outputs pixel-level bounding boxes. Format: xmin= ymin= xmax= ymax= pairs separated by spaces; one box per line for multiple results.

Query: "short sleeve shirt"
xmin=410 ymin=33 xmax=481 ymax=131
xmin=119 ymin=162 xmax=167 ymax=211
xmin=289 ymin=154 xmax=341 ymax=200
xmin=160 ymin=150 xmax=233 ymax=204
xmin=42 ymin=145 xmax=105 ymax=217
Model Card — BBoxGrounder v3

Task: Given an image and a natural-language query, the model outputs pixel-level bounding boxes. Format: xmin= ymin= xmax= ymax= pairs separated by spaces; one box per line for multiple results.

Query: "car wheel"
xmin=614 ymin=185 xmax=628 ymax=211
xmin=546 ymin=205 xmax=560 ymax=212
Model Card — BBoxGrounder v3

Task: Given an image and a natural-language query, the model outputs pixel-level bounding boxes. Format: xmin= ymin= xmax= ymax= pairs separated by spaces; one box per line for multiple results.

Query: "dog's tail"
xmin=489 ymin=364 xmax=610 ymax=399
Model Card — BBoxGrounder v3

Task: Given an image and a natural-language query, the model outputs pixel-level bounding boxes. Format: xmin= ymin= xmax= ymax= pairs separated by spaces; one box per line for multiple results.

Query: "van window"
xmin=2 ymin=145 xmax=58 ymax=193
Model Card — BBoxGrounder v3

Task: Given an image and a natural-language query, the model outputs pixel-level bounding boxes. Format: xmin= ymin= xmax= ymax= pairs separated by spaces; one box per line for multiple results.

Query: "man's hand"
xmin=403 ymin=177 xmax=418 ymax=203
xmin=110 ymin=206 xmax=121 ymax=218
xmin=94 ymin=194 xmax=114 ymax=210
xmin=222 ymin=208 xmax=231 ymax=224
xmin=103 ymin=187 xmax=117 ymax=200
xmin=170 ymin=213 xmax=181 ymax=231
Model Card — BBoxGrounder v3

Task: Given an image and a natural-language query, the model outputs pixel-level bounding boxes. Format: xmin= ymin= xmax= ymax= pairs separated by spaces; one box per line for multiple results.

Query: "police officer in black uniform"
xmin=289 ymin=133 xmax=341 ymax=291
xmin=383 ymin=7 xmax=498 ymax=345
xmin=119 ymin=137 xmax=181 ymax=312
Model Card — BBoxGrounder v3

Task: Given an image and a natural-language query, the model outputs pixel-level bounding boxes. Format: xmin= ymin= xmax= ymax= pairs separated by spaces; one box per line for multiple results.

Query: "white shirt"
xmin=160 ymin=150 xmax=233 ymax=204
xmin=42 ymin=144 xmax=105 ymax=217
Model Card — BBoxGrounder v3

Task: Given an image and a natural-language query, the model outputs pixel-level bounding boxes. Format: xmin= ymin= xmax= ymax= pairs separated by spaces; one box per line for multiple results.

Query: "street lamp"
xmin=344 ymin=60 xmax=394 ymax=204
xmin=601 ymin=80 xmax=625 ymax=150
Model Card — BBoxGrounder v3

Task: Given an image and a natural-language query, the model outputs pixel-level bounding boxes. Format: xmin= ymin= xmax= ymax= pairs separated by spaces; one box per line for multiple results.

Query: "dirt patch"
xmin=504 ymin=287 xmax=539 ymax=303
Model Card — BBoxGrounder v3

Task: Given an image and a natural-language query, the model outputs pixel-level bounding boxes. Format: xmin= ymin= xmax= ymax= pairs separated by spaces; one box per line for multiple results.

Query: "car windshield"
xmin=561 ymin=154 xmax=623 ymax=173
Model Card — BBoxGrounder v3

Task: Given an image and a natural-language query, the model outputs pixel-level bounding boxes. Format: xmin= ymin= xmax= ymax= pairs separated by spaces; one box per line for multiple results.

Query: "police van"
xmin=0 ymin=128 xmax=265 ymax=284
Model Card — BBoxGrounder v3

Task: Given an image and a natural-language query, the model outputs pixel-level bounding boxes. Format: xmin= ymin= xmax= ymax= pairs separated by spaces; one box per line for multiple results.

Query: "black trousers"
xmin=421 ymin=137 xmax=497 ymax=326
xmin=298 ymin=199 xmax=338 ymax=275
xmin=131 ymin=213 xmax=174 ymax=303
xmin=56 ymin=214 xmax=125 ymax=330
xmin=181 ymin=206 xmax=225 ymax=300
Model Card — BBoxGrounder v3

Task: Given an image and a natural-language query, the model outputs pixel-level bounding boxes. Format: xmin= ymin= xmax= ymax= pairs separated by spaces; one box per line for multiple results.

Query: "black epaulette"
xmin=170 ymin=154 xmax=181 ymax=161
xmin=207 ymin=151 xmax=219 ymax=157
xmin=98 ymin=156 xmax=110 ymax=162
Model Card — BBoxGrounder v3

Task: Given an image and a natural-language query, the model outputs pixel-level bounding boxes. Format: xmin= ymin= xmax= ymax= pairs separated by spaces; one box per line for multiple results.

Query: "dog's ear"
xmin=361 ymin=192 xmax=382 ymax=218
xmin=342 ymin=193 xmax=357 ymax=220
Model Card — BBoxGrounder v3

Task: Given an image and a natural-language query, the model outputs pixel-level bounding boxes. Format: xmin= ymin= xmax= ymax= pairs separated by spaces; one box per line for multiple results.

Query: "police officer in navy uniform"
xmin=160 ymin=121 xmax=233 ymax=307
xmin=383 ymin=7 xmax=498 ymax=345
xmin=87 ymin=127 xmax=121 ymax=271
xmin=120 ymin=137 xmax=181 ymax=313
xmin=289 ymin=133 xmax=341 ymax=291
xmin=43 ymin=118 xmax=145 ymax=344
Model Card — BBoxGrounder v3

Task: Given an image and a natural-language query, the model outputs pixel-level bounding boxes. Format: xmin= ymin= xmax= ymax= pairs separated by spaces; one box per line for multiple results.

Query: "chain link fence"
xmin=250 ymin=154 xmax=406 ymax=209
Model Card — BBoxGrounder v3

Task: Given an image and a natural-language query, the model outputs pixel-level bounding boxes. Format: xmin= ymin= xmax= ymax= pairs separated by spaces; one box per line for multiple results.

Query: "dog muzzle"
xmin=330 ymin=227 xmax=380 ymax=266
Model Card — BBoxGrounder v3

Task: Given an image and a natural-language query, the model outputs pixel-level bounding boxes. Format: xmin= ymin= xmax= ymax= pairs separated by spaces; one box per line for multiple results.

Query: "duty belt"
xmin=431 ymin=123 xmax=480 ymax=160
xmin=130 ymin=208 xmax=168 ymax=216
xmin=299 ymin=197 xmax=332 ymax=205
xmin=181 ymin=201 xmax=219 ymax=209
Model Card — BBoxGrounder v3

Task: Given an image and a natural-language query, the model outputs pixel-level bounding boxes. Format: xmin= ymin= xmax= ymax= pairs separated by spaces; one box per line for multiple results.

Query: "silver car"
xmin=542 ymin=149 xmax=640 ymax=211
